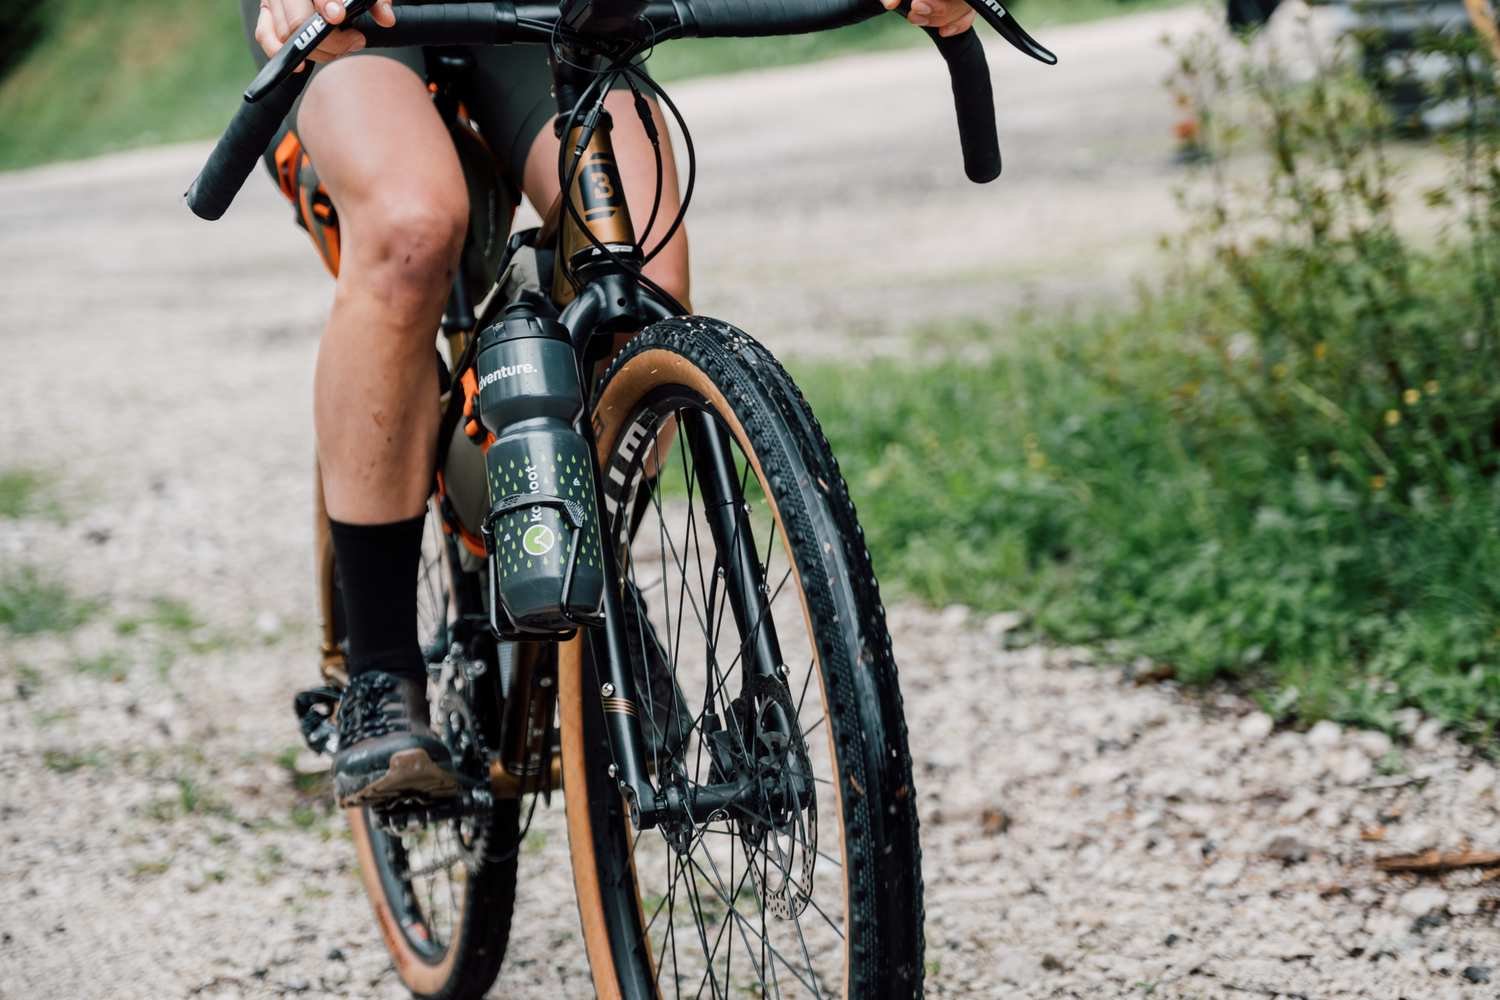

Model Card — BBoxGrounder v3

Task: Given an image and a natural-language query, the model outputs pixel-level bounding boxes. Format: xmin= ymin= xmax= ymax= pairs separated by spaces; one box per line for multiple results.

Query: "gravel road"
xmin=3 ymin=6 xmax=1498 ymax=998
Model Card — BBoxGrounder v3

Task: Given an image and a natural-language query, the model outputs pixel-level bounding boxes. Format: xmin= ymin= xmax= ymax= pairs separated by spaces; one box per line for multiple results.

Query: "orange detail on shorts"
xmin=272 ymin=131 xmax=303 ymax=201
xmin=321 ymin=218 xmax=342 ymax=275
xmin=434 ymin=470 xmax=490 ymax=559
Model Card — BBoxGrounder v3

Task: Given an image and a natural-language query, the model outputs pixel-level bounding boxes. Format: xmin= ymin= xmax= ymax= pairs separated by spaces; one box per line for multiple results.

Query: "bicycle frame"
xmin=434 ymin=44 xmax=791 ymax=831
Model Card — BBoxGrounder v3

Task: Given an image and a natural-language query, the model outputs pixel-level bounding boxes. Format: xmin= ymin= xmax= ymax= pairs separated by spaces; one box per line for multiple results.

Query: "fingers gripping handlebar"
xmin=184 ymin=0 xmax=1055 ymax=220
xmin=680 ymin=0 xmax=1036 ymax=183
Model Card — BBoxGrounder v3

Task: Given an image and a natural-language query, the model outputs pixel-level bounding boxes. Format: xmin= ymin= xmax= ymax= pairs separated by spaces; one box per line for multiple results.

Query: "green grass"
xmin=0 ymin=469 xmax=50 ymax=519
xmin=0 ymin=567 xmax=95 ymax=635
xmin=76 ymin=650 xmax=129 ymax=682
xmin=130 ymin=859 xmax=173 ymax=878
xmin=0 ymin=0 xmax=1185 ymax=170
xmin=116 ymin=595 xmax=202 ymax=636
xmin=0 ymin=0 xmax=253 ymax=169
xmin=276 ymin=745 xmax=329 ymax=795
xmin=42 ymin=748 xmax=106 ymax=773
xmin=793 ymin=278 xmax=1500 ymax=738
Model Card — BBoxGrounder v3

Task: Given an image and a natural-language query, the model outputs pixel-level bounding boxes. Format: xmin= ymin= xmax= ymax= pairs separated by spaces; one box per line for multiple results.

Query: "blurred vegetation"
xmin=799 ymin=23 xmax=1500 ymax=736
xmin=0 ymin=0 xmax=1181 ymax=169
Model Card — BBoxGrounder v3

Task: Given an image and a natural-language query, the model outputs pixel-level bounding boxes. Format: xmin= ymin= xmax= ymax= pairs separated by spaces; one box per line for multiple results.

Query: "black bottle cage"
xmin=480 ymin=491 xmax=604 ymax=638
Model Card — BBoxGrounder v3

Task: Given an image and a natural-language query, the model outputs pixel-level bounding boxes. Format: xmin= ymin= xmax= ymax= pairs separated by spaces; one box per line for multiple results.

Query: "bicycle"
xmin=187 ymin=0 xmax=1054 ymax=995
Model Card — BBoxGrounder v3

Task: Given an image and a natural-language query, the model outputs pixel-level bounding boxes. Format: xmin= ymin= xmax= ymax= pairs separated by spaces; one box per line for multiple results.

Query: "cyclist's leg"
xmin=298 ymin=56 xmax=466 ymax=526
xmin=522 ymin=88 xmax=691 ymax=307
xmin=467 ymin=48 xmax=690 ymax=307
xmin=294 ymin=55 xmax=468 ymax=803
xmin=528 ymin=92 xmax=690 ymax=305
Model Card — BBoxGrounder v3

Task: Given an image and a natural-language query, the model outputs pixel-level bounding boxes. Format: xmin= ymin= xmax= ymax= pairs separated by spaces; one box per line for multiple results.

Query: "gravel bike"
xmin=187 ymin=0 xmax=1053 ymax=995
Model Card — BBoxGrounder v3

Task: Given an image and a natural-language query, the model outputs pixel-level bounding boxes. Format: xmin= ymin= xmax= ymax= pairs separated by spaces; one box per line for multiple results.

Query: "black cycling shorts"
xmin=238 ymin=0 xmax=630 ymax=191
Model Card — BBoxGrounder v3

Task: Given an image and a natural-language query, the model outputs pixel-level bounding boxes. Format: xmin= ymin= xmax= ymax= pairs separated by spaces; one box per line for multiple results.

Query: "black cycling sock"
xmin=328 ymin=515 xmax=427 ymax=680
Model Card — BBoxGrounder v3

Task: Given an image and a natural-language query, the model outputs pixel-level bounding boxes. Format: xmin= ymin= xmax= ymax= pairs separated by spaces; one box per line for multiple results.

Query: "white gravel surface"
xmin=3 ymin=6 xmax=1499 ymax=998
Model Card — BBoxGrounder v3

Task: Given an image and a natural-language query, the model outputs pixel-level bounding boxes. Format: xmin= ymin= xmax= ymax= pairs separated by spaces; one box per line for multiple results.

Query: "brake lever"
xmin=968 ymin=0 xmax=1057 ymax=65
xmin=244 ymin=0 xmax=377 ymax=102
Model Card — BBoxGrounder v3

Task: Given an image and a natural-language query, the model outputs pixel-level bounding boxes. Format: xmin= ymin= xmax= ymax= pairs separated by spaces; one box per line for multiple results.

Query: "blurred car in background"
xmin=1230 ymin=0 xmax=1499 ymax=129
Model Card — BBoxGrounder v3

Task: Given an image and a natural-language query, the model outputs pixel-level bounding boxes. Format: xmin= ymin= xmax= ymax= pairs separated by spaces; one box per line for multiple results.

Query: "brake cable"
xmin=550 ymin=32 xmax=695 ymax=315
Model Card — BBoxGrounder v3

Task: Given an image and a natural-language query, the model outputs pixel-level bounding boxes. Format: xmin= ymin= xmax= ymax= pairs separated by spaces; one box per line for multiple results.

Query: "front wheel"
xmin=560 ymin=318 xmax=924 ymax=999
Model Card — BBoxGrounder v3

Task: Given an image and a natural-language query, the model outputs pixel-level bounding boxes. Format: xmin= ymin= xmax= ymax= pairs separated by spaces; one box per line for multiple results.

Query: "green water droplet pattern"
xmin=484 ymin=439 xmax=602 ymax=589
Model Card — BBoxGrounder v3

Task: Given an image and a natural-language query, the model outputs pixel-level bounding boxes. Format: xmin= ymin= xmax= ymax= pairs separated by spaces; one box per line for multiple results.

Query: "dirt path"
xmin=2 ymin=6 xmax=1498 ymax=999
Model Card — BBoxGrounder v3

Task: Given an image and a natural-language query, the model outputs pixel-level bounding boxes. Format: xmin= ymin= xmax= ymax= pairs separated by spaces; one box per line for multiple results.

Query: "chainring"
xmin=436 ymin=682 xmax=491 ymax=871
xmin=374 ymin=650 xmax=494 ymax=875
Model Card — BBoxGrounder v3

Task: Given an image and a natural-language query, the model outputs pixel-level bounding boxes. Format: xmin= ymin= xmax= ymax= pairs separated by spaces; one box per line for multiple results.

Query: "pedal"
xmin=293 ymin=686 xmax=342 ymax=756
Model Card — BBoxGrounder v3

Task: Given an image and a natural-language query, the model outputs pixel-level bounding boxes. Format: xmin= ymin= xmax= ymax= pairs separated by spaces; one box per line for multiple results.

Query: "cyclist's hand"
xmin=881 ymin=0 xmax=975 ymax=37
xmin=253 ymin=0 xmax=397 ymax=64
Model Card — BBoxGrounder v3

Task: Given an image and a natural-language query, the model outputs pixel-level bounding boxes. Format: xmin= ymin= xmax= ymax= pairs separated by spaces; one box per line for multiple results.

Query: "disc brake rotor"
xmin=730 ymin=673 xmax=818 ymax=919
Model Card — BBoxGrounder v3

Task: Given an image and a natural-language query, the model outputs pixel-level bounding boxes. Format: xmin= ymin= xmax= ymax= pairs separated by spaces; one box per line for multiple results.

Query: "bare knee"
xmin=343 ymin=195 xmax=467 ymax=317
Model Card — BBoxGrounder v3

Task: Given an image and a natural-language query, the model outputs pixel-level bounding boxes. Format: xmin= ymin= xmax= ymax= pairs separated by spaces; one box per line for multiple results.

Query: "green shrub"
xmin=800 ymin=23 xmax=1500 ymax=736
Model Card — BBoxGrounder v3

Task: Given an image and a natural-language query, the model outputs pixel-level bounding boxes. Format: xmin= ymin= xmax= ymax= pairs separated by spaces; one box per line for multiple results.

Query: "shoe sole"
xmin=336 ymin=747 xmax=461 ymax=809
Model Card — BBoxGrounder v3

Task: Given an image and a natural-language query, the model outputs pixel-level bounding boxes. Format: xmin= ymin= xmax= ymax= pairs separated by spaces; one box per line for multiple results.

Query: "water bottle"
xmin=473 ymin=305 xmax=604 ymax=633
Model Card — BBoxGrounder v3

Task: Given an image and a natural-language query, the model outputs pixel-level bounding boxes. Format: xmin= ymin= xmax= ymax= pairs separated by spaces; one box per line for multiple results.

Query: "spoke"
xmin=683 ymin=854 xmax=821 ymax=997
xmin=761 ymin=842 xmax=780 ymax=998
xmin=617 ymin=403 xmax=846 ymax=998
xmin=721 ymin=565 xmax=795 ymax=678
xmin=698 ymin=831 xmax=770 ymax=995
xmin=786 ymin=875 xmax=827 ymax=1000
xmin=679 ymin=428 xmax=716 ymax=677
xmin=625 ymin=561 xmax=661 ymax=754
xmin=654 ymin=845 xmax=678 ymax=990
xmin=689 ymin=854 xmax=748 ymax=998
xmin=678 ymin=852 xmax=724 ymax=999
xmin=668 ymin=845 xmax=682 ymax=997
xmin=795 ymin=657 xmax=817 ymax=717
xmin=647 ymin=887 xmax=672 ymax=935
xmin=784 ymin=869 xmax=845 ymax=941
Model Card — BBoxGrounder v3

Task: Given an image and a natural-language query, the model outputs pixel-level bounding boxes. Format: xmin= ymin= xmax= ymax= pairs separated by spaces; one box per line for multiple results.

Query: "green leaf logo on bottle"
xmin=522 ymin=523 xmax=557 ymax=557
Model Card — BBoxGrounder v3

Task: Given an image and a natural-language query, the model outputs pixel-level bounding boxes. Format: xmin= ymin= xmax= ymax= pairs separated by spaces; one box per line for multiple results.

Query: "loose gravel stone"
xmin=1238 ymin=712 xmax=1274 ymax=743
xmin=1398 ymin=887 xmax=1450 ymax=918
xmin=1262 ymin=832 xmax=1311 ymax=864
xmin=1307 ymin=720 xmax=1344 ymax=749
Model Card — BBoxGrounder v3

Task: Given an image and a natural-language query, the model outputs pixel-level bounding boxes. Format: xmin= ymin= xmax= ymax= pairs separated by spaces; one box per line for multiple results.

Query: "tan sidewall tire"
xmin=559 ymin=347 xmax=852 ymax=999
xmin=346 ymin=808 xmax=464 ymax=996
